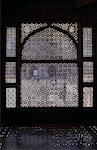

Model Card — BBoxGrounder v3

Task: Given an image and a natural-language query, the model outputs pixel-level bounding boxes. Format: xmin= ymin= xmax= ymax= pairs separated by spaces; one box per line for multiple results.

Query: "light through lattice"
xmin=83 ymin=27 xmax=92 ymax=57
xmin=83 ymin=87 xmax=93 ymax=107
xmin=22 ymin=28 xmax=77 ymax=60
xmin=5 ymin=23 xmax=95 ymax=109
xmin=6 ymin=88 xmax=16 ymax=108
xmin=83 ymin=62 xmax=93 ymax=83
xmin=51 ymin=23 xmax=78 ymax=42
xmin=5 ymin=62 xmax=16 ymax=83
xmin=20 ymin=63 xmax=78 ymax=107
xmin=6 ymin=27 xmax=16 ymax=57
xmin=21 ymin=23 xmax=47 ymax=42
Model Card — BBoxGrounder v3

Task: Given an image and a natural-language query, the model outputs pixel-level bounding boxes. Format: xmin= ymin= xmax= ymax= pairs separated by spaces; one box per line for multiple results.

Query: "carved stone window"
xmin=5 ymin=23 xmax=94 ymax=108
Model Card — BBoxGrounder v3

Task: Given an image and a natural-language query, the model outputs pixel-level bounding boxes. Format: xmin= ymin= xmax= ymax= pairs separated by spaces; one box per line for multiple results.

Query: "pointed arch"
xmin=21 ymin=26 xmax=78 ymax=60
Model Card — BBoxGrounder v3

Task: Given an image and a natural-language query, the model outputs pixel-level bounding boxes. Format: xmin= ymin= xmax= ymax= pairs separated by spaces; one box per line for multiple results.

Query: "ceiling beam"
xmin=76 ymin=0 xmax=96 ymax=8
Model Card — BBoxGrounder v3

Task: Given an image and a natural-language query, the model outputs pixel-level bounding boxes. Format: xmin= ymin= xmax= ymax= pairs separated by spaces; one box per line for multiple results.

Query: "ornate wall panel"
xmin=20 ymin=63 xmax=78 ymax=107
xmin=6 ymin=27 xmax=16 ymax=57
xmin=6 ymin=88 xmax=16 ymax=108
xmin=22 ymin=28 xmax=77 ymax=60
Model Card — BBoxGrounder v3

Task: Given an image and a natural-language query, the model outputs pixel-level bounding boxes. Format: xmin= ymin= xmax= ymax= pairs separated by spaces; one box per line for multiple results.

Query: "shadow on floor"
xmin=1 ymin=125 xmax=97 ymax=150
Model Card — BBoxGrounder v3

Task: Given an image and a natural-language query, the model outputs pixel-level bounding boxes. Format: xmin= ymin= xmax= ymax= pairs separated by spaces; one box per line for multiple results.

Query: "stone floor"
xmin=0 ymin=126 xmax=97 ymax=150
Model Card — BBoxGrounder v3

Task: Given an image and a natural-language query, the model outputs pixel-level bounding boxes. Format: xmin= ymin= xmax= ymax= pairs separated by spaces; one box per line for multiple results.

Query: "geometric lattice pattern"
xmin=20 ymin=63 xmax=78 ymax=107
xmin=83 ymin=62 xmax=93 ymax=83
xmin=83 ymin=27 xmax=92 ymax=57
xmin=21 ymin=23 xmax=47 ymax=42
xmin=22 ymin=28 xmax=77 ymax=60
xmin=5 ymin=62 xmax=16 ymax=83
xmin=21 ymin=23 xmax=78 ymax=43
xmin=6 ymin=27 xmax=16 ymax=57
xmin=83 ymin=87 xmax=93 ymax=107
xmin=6 ymin=88 xmax=16 ymax=108
xmin=52 ymin=23 xmax=78 ymax=42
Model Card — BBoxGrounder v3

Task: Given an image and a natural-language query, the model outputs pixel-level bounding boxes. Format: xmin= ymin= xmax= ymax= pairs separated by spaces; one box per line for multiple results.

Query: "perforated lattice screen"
xmin=83 ymin=62 xmax=93 ymax=83
xmin=20 ymin=63 xmax=78 ymax=107
xmin=22 ymin=28 xmax=77 ymax=60
xmin=6 ymin=88 xmax=16 ymax=108
xmin=21 ymin=23 xmax=47 ymax=42
xmin=5 ymin=62 xmax=16 ymax=83
xmin=6 ymin=27 xmax=16 ymax=57
xmin=83 ymin=87 xmax=93 ymax=107
xmin=5 ymin=24 xmax=94 ymax=108
xmin=83 ymin=28 xmax=92 ymax=57
xmin=52 ymin=23 xmax=78 ymax=42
